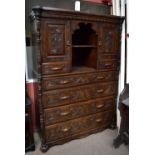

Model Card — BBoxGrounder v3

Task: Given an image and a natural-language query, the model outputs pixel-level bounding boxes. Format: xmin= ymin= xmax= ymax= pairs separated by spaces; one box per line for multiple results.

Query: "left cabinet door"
xmin=40 ymin=19 xmax=71 ymax=74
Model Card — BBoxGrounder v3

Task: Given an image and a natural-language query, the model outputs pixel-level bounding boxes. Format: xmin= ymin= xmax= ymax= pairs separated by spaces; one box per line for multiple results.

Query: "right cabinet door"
xmin=102 ymin=23 xmax=121 ymax=54
xmin=97 ymin=23 xmax=121 ymax=70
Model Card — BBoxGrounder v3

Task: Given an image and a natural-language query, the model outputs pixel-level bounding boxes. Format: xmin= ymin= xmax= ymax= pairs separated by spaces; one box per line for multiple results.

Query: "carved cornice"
xmin=30 ymin=6 xmax=124 ymax=24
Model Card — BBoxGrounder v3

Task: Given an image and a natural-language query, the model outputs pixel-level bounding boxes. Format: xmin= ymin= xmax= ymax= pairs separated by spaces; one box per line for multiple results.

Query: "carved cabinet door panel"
xmin=102 ymin=24 xmax=121 ymax=54
xmin=97 ymin=23 xmax=121 ymax=70
xmin=41 ymin=19 xmax=71 ymax=63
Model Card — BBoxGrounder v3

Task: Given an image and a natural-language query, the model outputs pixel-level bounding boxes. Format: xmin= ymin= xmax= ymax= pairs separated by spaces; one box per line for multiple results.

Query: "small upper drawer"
xmin=97 ymin=60 xmax=120 ymax=70
xmin=44 ymin=96 xmax=116 ymax=125
xmin=42 ymin=71 xmax=118 ymax=90
xmin=45 ymin=110 xmax=115 ymax=142
xmin=42 ymin=62 xmax=71 ymax=75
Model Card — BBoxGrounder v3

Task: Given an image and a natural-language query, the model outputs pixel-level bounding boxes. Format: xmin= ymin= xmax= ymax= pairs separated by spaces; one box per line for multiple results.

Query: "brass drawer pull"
xmin=96 ymin=118 xmax=102 ymax=123
xmin=59 ymin=80 xmax=70 ymax=84
xmin=60 ymin=96 xmax=70 ymax=100
xmin=97 ymin=89 xmax=103 ymax=93
xmin=60 ymin=111 xmax=70 ymax=116
xmin=97 ymin=76 xmax=105 ymax=80
xmin=62 ymin=127 xmax=70 ymax=132
xmin=104 ymin=63 xmax=113 ymax=67
xmin=51 ymin=67 xmax=63 ymax=71
xmin=96 ymin=104 xmax=104 ymax=108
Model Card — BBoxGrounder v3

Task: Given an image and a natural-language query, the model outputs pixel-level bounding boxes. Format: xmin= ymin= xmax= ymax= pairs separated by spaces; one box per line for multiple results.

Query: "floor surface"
xmin=26 ymin=129 xmax=129 ymax=155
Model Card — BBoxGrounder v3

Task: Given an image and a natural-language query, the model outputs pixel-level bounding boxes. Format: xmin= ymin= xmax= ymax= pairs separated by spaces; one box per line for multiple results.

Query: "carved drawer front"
xmin=44 ymin=96 xmax=116 ymax=125
xmin=42 ymin=71 xmax=118 ymax=90
xmin=42 ymin=62 xmax=71 ymax=75
xmin=97 ymin=60 xmax=120 ymax=70
xmin=100 ymin=54 xmax=120 ymax=60
xmin=42 ymin=82 xmax=118 ymax=108
xmin=45 ymin=110 xmax=115 ymax=142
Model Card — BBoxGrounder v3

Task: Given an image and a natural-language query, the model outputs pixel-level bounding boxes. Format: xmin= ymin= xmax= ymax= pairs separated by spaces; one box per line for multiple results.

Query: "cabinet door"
xmin=102 ymin=24 xmax=121 ymax=54
xmin=41 ymin=19 xmax=71 ymax=63
xmin=97 ymin=23 xmax=121 ymax=70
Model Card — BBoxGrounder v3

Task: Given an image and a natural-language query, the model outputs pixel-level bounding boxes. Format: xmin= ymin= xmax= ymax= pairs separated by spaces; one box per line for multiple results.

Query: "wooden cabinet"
xmin=30 ymin=6 xmax=124 ymax=152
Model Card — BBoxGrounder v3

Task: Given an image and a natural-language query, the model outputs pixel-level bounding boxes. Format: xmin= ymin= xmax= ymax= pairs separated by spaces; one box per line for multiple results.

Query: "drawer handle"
xmin=104 ymin=64 xmax=113 ymax=67
xmin=59 ymin=80 xmax=70 ymax=84
xmin=97 ymin=89 xmax=104 ymax=93
xmin=60 ymin=111 xmax=70 ymax=116
xmin=97 ymin=76 xmax=105 ymax=80
xmin=96 ymin=104 xmax=104 ymax=108
xmin=62 ymin=127 xmax=70 ymax=132
xmin=105 ymin=64 xmax=112 ymax=67
xmin=60 ymin=96 xmax=70 ymax=100
xmin=96 ymin=118 xmax=102 ymax=123
xmin=51 ymin=67 xmax=63 ymax=71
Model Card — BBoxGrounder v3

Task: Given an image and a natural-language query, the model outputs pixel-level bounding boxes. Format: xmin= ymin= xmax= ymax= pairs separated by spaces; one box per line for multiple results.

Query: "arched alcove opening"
xmin=72 ymin=23 xmax=98 ymax=70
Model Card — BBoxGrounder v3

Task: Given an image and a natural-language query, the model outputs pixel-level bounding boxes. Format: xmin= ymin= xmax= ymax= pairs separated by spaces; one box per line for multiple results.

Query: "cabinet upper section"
xmin=30 ymin=6 xmax=124 ymax=75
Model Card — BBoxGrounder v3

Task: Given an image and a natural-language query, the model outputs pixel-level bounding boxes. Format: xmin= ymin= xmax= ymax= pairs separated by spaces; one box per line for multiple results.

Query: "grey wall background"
xmin=25 ymin=0 xmax=111 ymax=80
xmin=25 ymin=0 xmax=110 ymax=36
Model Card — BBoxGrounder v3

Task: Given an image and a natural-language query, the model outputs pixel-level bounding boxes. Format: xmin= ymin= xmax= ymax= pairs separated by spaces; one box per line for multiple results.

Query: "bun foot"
xmin=40 ymin=143 xmax=49 ymax=153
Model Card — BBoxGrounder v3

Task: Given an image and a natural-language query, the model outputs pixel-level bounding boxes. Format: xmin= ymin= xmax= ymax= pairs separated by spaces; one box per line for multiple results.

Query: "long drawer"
xmin=42 ymin=71 xmax=118 ymax=90
xmin=45 ymin=110 xmax=115 ymax=142
xmin=42 ymin=81 xmax=118 ymax=108
xmin=44 ymin=96 xmax=116 ymax=125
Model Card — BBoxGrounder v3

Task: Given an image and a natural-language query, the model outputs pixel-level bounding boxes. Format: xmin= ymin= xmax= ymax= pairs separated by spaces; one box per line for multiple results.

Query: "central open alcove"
xmin=72 ymin=23 xmax=98 ymax=70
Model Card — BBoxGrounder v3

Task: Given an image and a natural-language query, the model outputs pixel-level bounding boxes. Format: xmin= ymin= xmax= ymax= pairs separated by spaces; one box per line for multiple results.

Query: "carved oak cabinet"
xmin=30 ymin=6 xmax=124 ymax=152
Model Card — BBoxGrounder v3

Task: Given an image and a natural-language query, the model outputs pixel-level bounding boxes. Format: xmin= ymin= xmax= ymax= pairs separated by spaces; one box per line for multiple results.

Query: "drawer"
xmin=45 ymin=110 xmax=115 ymax=142
xmin=97 ymin=60 xmax=120 ymax=70
xmin=101 ymin=54 xmax=120 ymax=60
xmin=44 ymin=96 xmax=116 ymax=125
xmin=42 ymin=82 xmax=118 ymax=108
xmin=42 ymin=71 xmax=118 ymax=90
xmin=42 ymin=62 xmax=71 ymax=75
